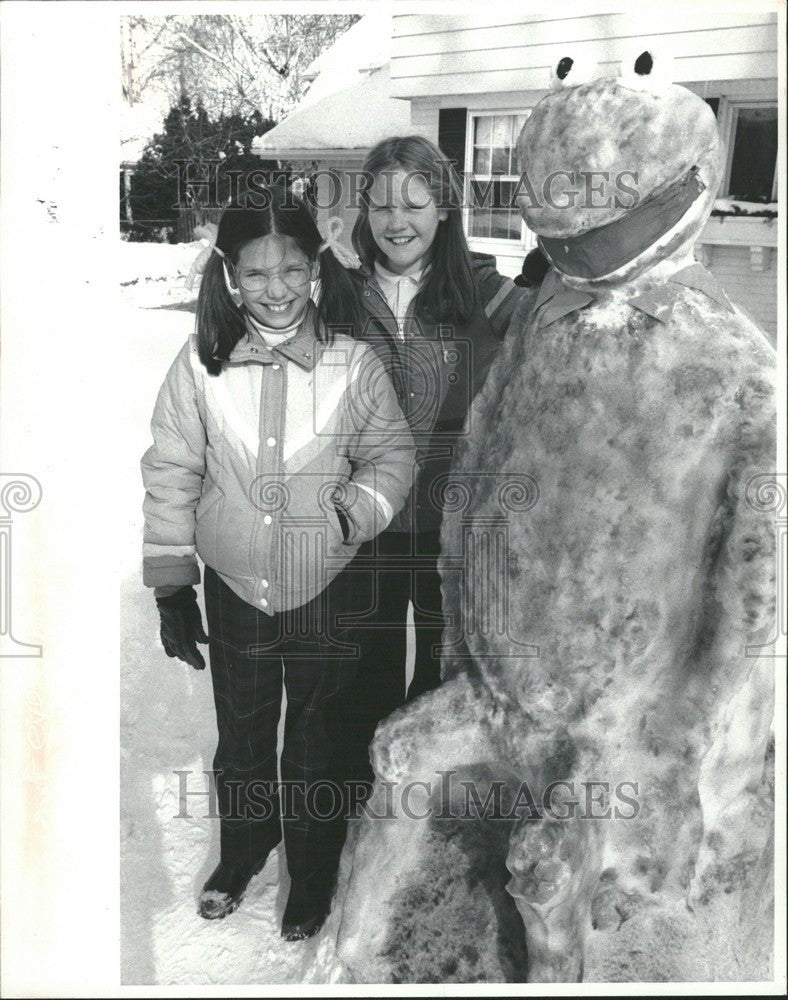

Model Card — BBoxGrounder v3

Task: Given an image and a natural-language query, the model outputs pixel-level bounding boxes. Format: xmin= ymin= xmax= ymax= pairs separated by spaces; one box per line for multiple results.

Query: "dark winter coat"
xmin=346 ymin=252 xmax=543 ymax=533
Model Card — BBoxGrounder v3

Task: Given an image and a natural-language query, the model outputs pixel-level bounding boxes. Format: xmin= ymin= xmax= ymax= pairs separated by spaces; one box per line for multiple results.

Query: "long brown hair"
xmin=352 ymin=135 xmax=476 ymax=326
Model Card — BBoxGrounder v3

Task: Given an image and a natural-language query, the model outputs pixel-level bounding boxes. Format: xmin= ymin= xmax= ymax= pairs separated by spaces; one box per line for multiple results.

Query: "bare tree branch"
xmin=122 ymin=13 xmax=361 ymax=121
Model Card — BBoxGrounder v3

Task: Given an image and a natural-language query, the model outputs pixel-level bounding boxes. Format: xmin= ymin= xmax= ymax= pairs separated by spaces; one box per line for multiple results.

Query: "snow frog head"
xmin=515 ymin=49 xmax=724 ymax=287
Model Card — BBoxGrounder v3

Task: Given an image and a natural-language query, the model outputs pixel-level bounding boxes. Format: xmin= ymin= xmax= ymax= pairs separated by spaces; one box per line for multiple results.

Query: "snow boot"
xmin=280 ymin=870 xmax=337 ymax=941
xmin=198 ymin=841 xmax=280 ymax=920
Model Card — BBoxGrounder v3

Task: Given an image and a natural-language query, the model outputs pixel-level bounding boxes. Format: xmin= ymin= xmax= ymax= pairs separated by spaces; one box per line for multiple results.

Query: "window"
xmin=720 ymin=101 xmax=777 ymax=203
xmin=464 ymin=112 xmax=536 ymax=248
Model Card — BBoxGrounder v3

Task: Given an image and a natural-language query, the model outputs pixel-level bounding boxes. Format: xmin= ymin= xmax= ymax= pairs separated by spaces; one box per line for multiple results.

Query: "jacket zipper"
xmin=362 ymin=279 xmax=409 ymax=402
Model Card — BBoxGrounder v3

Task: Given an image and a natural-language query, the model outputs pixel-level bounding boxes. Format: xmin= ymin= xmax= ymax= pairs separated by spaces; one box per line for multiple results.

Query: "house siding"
xmin=393 ymin=13 xmax=778 ymax=339
xmin=699 ymin=244 xmax=778 ymax=345
xmin=391 ymin=11 xmax=778 ymax=97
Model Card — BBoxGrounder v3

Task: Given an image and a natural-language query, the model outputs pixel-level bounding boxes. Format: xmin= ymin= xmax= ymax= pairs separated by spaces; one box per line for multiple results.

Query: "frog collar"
xmin=538 ymin=166 xmax=704 ymax=282
xmin=535 ymin=263 xmax=733 ymax=328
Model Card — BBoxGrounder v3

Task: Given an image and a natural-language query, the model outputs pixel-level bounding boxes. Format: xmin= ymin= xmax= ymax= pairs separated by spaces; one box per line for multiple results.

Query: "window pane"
xmin=474 ymin=116 xmax=492 ymax=146
xmin=509 ymin=208 xmax=523 ymax=240
xmin=728 ymin=106 xmax=777 ymax=202
xmin=495 ymin=180 xmax=514 ymax=209
xmin=512 ymin=115 xmax=528 ymax=170
xmin=468 ymin=176 xmax=494 ymax=210
xmin=470 ymin=206 xmax=492 ymax=238
xmin=489 ymin=210 xmax=512 ymax=240
xmin=492 ymin=116 xmax=511 ymax=147
xmin=473 ymin=147 xmax=491 ymax=173
xmin=468 ymin=116 xmax=527 ymax=243
xmin=491 ymin=147 xmax=510 ymax=174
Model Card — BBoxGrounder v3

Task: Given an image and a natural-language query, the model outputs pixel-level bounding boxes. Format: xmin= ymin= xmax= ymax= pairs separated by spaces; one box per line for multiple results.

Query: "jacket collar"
xmin=535 ymin=262 xmax=733 ymax=328
xmin=374 ymin=258 xmax=429 ymax=286
xmin=223 ymin=301 xmax=325 ymax=372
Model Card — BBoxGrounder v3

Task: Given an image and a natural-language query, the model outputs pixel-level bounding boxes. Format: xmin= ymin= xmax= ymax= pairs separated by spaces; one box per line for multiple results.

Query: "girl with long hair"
xmin=141 ymin=182 xmax=414 ymax=940
xmin=338 ymin=135 xmax=546 ymax=793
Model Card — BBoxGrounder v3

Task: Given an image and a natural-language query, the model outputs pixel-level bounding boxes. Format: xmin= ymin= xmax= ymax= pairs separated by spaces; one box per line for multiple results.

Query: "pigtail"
xmin=195 ymin=251 xmax=245 ymax=376
xmin=314 ymin=248 xmax=365 ymax=344
xmin=351 ymin=211 xmax=378 ymax=275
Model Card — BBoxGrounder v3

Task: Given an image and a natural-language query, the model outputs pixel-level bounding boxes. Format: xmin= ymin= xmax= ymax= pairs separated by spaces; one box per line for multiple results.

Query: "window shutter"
xmin=438 ymin=108 xmax=468 ymax=174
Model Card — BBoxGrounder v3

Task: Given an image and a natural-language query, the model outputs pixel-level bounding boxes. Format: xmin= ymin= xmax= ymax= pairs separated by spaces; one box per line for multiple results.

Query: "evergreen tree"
xmin=124 ymin=95 xmax=278 ymax=242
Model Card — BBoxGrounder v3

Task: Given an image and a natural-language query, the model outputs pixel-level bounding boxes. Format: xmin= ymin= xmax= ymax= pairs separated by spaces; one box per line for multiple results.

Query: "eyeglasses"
xmin=231 ymin=262 xmax=312 ymax=293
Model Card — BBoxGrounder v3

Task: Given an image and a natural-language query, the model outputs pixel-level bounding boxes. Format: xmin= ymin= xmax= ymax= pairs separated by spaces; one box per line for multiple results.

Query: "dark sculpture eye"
xmin=556 ymin=57 xmax=574 ymax=80
xmin=635 ymin=51 xmax=654 ymax=75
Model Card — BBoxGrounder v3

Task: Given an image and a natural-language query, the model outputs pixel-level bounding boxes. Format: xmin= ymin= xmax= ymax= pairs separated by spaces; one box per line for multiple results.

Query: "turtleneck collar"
xmin=244 ymin=308 xmax=306 ymax=348
xmin=223 ymin=300 xmax=325 ymax=372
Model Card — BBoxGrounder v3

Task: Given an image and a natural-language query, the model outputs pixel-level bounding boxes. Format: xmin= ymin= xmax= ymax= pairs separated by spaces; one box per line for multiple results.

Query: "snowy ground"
xmin=119 ymin=251 xmax=348 ymax=986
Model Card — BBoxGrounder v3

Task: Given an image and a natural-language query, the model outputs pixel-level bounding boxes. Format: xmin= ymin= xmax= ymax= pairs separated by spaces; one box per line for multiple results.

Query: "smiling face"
xmin=366 ymin=169 xmax=448 ymax=274
xmin=231 ymin=234 xmax=317 ymax=329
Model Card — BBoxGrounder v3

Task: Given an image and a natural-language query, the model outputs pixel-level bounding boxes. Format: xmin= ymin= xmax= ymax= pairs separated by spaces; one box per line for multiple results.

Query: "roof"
xmin=299 ymin=10 xmax=390 ymax=105
xmin=252 ymin=64 xmax=410 ymax=158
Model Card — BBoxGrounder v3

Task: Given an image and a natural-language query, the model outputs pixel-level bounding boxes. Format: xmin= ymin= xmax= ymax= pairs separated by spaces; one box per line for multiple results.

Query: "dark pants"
xmin=333 ymin=530 xmax=445 ymax=786
xmin=203 ymin=563 xmax=362 ymax=882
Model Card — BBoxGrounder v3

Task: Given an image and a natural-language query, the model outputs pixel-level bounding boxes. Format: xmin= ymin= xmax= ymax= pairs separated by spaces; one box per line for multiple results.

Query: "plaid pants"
xmin=203 ymin=562 xmax=362 ymax=882
xmin=332 ymin=530 xmax=445 ymax=786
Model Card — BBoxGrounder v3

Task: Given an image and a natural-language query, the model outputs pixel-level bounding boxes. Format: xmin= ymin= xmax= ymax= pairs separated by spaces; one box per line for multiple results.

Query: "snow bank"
xmin=119 ymin=240 xmax=202 ymax=309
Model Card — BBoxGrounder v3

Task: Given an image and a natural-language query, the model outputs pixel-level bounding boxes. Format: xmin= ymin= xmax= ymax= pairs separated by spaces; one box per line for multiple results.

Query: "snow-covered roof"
xmin=252 ymin=64 xmax=409 ymax=159
xmin=299 ymin=11 xmax=390 ymax=107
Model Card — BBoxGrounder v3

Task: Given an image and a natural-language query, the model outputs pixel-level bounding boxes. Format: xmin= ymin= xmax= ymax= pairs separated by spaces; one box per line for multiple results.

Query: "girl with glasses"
xmin=140 ymin=183 xmax=415 ymax=941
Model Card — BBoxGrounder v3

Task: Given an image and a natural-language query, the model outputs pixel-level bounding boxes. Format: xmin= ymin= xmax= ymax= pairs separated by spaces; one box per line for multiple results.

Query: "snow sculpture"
xmin=334 ymin=57 xmax=776 ymax=983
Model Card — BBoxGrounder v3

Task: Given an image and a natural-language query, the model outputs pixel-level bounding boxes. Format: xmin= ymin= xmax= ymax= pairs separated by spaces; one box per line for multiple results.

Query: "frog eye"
xmin=634 ymin=51 xmax=654 ymax=76
xmin=549 ymin=54 xmax=596 ymax=90
xmin=619 ymin=43 xmax=674 ymax=91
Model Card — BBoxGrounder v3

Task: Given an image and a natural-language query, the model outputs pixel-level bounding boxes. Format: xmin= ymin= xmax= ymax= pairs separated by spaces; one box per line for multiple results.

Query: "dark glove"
xmin=156 ymin=586 xmax=208 ymax=670
xmin=515 ymin=245 xmax=550 ymax=287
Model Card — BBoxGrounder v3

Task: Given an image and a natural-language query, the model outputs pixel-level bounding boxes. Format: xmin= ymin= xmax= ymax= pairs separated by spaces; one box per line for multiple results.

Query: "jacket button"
xmin=264 ymin=515 xmax=272 ymax=525
xmin=267 ymin=437 xmax=276 ymax=447
xmin=272 ymin=363 xmax=281 ymax=370
xmin=251 ymin=347 xmax=258 ymax=353
xmin=261 ymin=579 xmax=269 ymax=588
xmin=260 ymin=598 xmax=268 ymax=607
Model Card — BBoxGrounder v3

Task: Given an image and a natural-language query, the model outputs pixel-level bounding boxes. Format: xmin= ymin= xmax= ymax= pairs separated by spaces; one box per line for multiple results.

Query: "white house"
xmin=257 ymin=9 xmax=779 ymax=342
xmin=252 ymin=12 xmax=410 ymax=237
